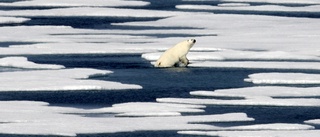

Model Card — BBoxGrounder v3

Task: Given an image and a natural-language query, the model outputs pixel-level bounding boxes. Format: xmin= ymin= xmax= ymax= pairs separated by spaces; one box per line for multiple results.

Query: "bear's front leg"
xmin=180 ymin=56 xmax=189 ymax=66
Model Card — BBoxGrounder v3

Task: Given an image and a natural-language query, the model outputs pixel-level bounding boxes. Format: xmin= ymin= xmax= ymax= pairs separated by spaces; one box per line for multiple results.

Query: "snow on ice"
xmin=0 ymin=0 xmax=149 ymax=7
xmin=0 ymin=68 xmax=142 ymax=91
xmin=245 ymin=73 xmax=320 ymax=84
xmin=0 ymin=56 xmax=64 ymax=69
xmin=0 ymin=17 xmax=30 ymax=24
xmin=191 ymin=86 xmax=320 ymax=98
xmin=178 ymin=130 xmax=320 ymax=137
xmin=0 ymin=101 xmax=253 ymax=136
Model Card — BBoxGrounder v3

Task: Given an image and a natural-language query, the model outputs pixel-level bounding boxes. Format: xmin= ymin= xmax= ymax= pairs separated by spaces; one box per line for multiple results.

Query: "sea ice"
xmin=0 ymin=56 xmax=64 ymax=69
xmin=191 ymin=86 xmax=320 ymax=98
xmin=0 ymin=101 xmax=253 ymax=136
xmin=245 ymin=73 xmax=320 ymax=84
xmin=176 ymin=4 xmax=320 ymax=12
xmin=90 ymin=102 xmax=206 ymax=117
xmin=0 ymin=0 xmax=149 ymax=7
xmin=0 ymin=7 xmax=185 ymax=18
xmin=178 ymin=130 xmax=320 ymax=137
xmin=115 ymin=14 xmax=320 ymax=56
xmin=189 ymin=61 xmax=320 ymax=70
xmin=305 ymin=119 xmax=320 ymax=125
xmin=182 ymin=0 xmax=320 ymax=4
xmin=0 ymin=17 xmax=30 ymax=24
xmin=0 ymin=68 xmax=142 ymax=91
xmin=157 ymin=97 xmax=320 ymax=107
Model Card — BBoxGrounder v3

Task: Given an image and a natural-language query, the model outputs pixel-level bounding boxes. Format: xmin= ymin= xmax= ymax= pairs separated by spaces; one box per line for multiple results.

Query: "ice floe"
xmin=115 ymin=14 xmax=320 ymax=56
xmin=157 ymin=97 xmax=320 ymax=107
xmin=176 ymin=4 xmax=320 ymax=12
xmin=189 ymin=61 xmax=320 ymax=70
xmin=245 ymin=73 xmax=320 ymax=84
xmin=0 ymin=0 xmax=149 ymax=7
xmin=178 ymin=130 xmax=320 ymax=137
xmin=0 ymin=68 xmax=141 ymax=91
xmin=0 ymin=7 xmax=184 ymax=18
xmin=191 ymin=86 xmax=320 ymax=98
xmin=0 ymin=17 xmax=30 ymax=24
xmin=179 ymin=123 xmax=314 ymax=131
xmin=0 ymin=56 xmax=64 ymax=69
xmin=305 ymin=119 xmax=320 ymax=125
xmin=0 ymin=101 xmax=253 ymax=136
xmin=90 ymin=102 xmax=206 ymax=117
xmin=182 ymin=0 xmax=320 ymax=4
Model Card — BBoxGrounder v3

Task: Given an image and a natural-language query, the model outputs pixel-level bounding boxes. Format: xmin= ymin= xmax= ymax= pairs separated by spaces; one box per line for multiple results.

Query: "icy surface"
xmin=157 ymin=97 xmax=320 ymax=107
xmin=191 ymin=86 xmax=320 ymax=98
xmin=0 ymin=17 xmax=30 ymax=24
xmin=158 ymin=86 xmax=320 ymax=107
xmin=176 ymin=4 xmax=320 ymax=12
xmin=245 ymin=73 xmax=320 ymax=84
xmin=115 ymin=14 xmax=320 ymax=56
xmin=189 ymin=61 xmax=320 ymax=70
xmin=0 ymin=0 xmax=149 ymax=7
xmin=178 ymin=123 xmax=314 ymax=131
xmin=0 ymin=7 xmax=184 ymax=18
xmin=305 ymin=119 xmax=320 ymax=125
xmin=0 ymin=101 xmax=253 ymax=136
xmin=182 ymin=0 xmax=320 ymax=4
xmin=0 ymin=68 xmax=142 ymax=91
xmin=91 ymin=102 xmax=206 ymax=117
xmin=0 ymin=56 xmax=64 ymax=69
xmin=178 ymin=130 xmax=320 ymax=137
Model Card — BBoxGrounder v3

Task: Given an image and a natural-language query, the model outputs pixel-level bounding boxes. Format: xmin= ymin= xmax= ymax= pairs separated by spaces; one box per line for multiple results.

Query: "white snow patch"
xmin=0 ymin=0 xmax=149 ymax=7
xmin=190 ymin=61 xmax=320 ymax=70
xmin=305 ymin=119 xmax=320 ymax=125
xmin=2 ymin=43 xmax=156 ymax=55
xmin=0 ymin=68 xmax=142 ymax=91
xmin=226 ymin=123 xmax=314 ymax=130
xmin=245 ymin=73 xmax=320 ymax=84
xmin=182 ymin=0 xmax=320 ymax=4
xmin=0 ymin=101 xmax=253 ymax=136
xmin=218 ymin=3 xmax=251 ymax=7
xmin=178 ymin=130 xmax=320 ymax=137
xmin=157 ymin=97 xmax=320 ymax=107
xmin=0 ymin=7 xmax=185 ymax=18
xmin=91 ymin=102 xmax=206 ymax=117
xmin=0 ymin=56 xmax=64 ymax=69
xmin=176 ymin=4 xmax=320 ymax=12
xmin=115 ymin=14 xmax=320 ymax=57
xmin=222 ymin=0 xmax=320 ymax=4
xmin=0 ymin=17 xmax=30 ymax=24
xmin=191 ymin=86 xmax=320 ymax=98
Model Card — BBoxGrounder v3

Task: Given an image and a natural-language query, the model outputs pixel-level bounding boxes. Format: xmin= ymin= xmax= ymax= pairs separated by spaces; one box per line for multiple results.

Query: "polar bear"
xmin=155 ymin=39 xmax=196 ymax=67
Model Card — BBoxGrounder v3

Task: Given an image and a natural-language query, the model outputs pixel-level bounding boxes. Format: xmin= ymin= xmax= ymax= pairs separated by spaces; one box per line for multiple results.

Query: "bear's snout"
xmin=189 ymin=39 xmax=196 ymax=43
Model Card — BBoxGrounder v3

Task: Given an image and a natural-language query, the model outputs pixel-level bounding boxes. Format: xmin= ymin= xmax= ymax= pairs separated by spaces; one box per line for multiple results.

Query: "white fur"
xmin=155 ymin=39 xmax=196 ymax=67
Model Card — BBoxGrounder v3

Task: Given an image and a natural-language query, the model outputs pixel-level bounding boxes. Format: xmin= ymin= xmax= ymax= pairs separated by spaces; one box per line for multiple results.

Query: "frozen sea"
xmin=0 ymin=0 xmax=320 ymax=137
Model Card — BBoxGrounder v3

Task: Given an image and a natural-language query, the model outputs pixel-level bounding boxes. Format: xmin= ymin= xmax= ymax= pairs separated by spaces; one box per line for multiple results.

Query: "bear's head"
xmin=186 ymin=39 xmax=196 ymax=49
xmin=188 ymin=39 xmax=196 ymax=43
